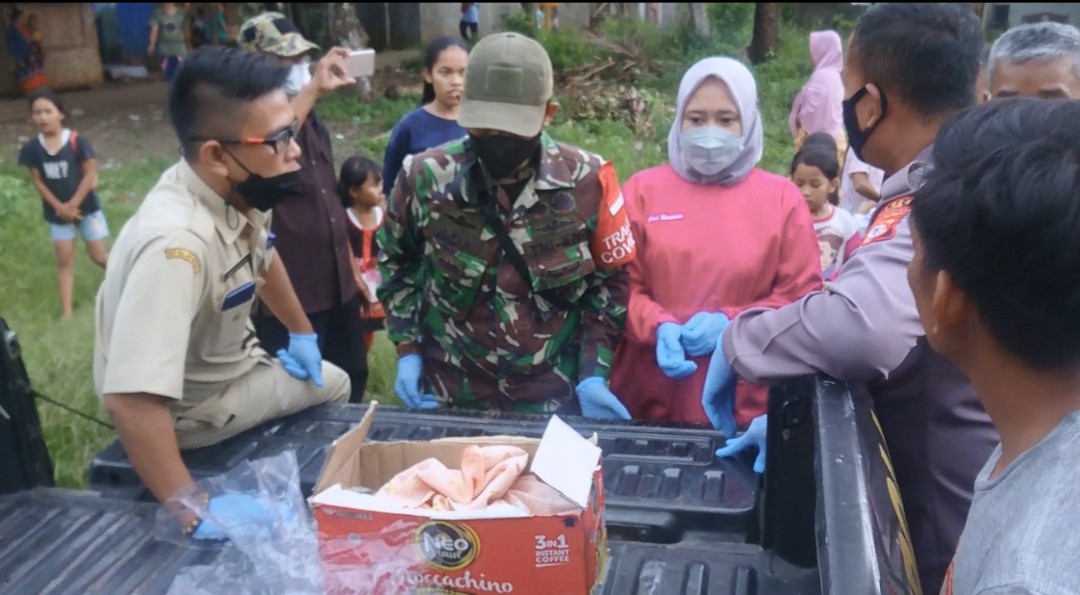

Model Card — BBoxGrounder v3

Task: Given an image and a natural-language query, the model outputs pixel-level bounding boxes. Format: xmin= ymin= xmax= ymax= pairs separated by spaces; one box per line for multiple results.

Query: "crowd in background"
xmin=13 ymin=4 xmax=1080 ymax=592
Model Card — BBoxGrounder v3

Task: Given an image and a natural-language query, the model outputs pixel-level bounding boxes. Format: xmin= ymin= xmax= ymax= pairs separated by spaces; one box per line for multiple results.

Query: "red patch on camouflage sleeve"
xmin=591 ymin=161 xmax=636 ymax=268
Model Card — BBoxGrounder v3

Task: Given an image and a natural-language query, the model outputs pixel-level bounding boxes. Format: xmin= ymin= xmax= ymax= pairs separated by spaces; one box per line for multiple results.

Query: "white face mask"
xmin=283 ymin=60 xmax=312 ymax=96
xmin=680 ymin=126 xmax=744 ymax=176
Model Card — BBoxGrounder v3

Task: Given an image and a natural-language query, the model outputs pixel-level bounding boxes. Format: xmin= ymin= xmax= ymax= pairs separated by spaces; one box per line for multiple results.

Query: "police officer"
xmin=703 ymin=5 xmax=997 ymax=592
xmin=378 ymin=33 xmax=636 ymax=417
xmin=94 ymin=46 xmax=349 ymax=530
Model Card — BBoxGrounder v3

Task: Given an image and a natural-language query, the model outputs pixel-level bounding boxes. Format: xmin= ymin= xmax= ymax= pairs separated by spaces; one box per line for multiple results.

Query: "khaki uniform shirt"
xmin=94 ymin=160 xmax=274 ymax=406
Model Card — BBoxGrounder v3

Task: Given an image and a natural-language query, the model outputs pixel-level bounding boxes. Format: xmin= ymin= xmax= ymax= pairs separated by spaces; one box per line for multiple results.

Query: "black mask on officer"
xmin=224 ymin=148 xmax=302 ymax=212
xmin=842 ymin=85 xmax=889 ymax=163
xmin=470 ymin=133 xmax=542 ymax=180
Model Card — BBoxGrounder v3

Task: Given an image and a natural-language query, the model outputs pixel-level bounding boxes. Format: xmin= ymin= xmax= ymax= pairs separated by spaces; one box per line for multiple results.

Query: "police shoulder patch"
xmin=165 ymin=248 xmax=201 ymax=273
xmin=861 ymin=196 xmax=913 ymax=246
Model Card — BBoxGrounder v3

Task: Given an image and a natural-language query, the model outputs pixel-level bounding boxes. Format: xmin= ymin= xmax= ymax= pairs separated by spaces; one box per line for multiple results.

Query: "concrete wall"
xmin=418 ymin=3 xmax=587 ymax=42
xmin=0 ymin=2 xmax=103 ymax=95
xmin=986 ymin=3 xmax=1080 ymax=29
xmin=416 ymin=3 xmax=677 ymax=45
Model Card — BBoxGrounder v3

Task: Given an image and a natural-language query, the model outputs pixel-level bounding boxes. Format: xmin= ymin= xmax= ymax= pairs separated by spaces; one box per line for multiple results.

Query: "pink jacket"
xmin=789 ymin=31 xmax=845 ymax=140
xmin=610 ymin=165 xmax=823 ymax=426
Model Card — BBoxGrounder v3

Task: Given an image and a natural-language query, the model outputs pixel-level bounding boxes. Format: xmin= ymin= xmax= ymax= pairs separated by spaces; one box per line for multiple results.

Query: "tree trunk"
xmin=327 ymin=2 xmax=368 ymax=49
xmin=325 ymin=3 xmax=370 ymax=97
xmin=689 ymin=3 xmax=710 ymax=36
xmin=286 ymin=3 xmax=305 ymax=37
xmin=748 ymin=3 xmax=780 ymax=64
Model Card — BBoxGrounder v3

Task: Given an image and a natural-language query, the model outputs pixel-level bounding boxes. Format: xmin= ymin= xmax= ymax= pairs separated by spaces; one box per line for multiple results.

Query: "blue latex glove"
xmin=275 ymin=332 xmax=324 ymax=387
xmin=191 ymin=493 xmax=275 ymax=541
xmin=715 ymin=414 xmax=768 ymax=474
xmin=576 ymin=377 xmax=631 ymax=420
xmin=656 ymin=322 xmax=697 ymax=379
xmin=681 ymin=312 xmax=730 ymax=357
xmin=700 ymin=330 xmax=738 ymax=437
xmin=394 ymin=354 xmax=439 ymax=409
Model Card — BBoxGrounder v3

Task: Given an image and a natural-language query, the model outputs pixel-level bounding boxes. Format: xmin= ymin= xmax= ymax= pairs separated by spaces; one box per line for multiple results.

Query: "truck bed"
xmin=4 ymin=381 xmax=922 ymax=594
xmin=90 ymin=404 xmax=760 ymax=545
xmin=0 ymin=488 xmax=820 ymax=594
xmin=1 ymin=314 xmax=918 ymax=594
xmin=76 ymin=404 xmax=823 ymax=594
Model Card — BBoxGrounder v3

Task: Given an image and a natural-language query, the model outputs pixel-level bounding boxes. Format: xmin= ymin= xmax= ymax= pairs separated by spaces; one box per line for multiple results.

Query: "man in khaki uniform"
xmin=93 ymin=46 xmax=348 ymax=526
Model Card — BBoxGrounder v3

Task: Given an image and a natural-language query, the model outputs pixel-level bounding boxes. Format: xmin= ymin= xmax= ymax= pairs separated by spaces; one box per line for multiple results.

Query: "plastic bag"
xmin=155 ymin=450 xmax=325 ymax=595
xmin=320 ymin=519 xmax=428 ymax=594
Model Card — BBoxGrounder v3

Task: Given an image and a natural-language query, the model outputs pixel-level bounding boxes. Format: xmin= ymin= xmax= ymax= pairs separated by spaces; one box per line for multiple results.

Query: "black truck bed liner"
xmin=0 ymin=489 xmax=819 ymax=595
xmin=89 ymin=404 xmax=760 ymax=544
xmin=2 ymin=315 xmax=918 ymax=595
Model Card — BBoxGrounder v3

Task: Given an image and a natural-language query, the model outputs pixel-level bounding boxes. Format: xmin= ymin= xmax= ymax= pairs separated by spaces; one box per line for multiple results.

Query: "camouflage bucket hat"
xmin=239 ymin=12 xmax=320 ymax=58
xmin=458 ymin=33 xmax=554 ymax=138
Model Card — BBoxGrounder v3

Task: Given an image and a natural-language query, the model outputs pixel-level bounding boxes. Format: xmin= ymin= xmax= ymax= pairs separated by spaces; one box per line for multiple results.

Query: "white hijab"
xmin=667 ymin=57 xmax=764 ymax=186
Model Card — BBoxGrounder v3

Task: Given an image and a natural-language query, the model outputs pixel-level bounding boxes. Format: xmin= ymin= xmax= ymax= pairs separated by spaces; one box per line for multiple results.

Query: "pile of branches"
xmin=556 ymin=32 xmax=675 ymax=137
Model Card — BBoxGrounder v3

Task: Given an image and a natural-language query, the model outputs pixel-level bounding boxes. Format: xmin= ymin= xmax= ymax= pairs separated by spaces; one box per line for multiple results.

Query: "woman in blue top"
xmin=382 ymin=36 xmax=469 ymax=196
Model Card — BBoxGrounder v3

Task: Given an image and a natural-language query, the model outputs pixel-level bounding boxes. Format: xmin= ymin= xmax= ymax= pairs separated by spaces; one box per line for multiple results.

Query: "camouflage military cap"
xmin=238 ymin=12 xmax=320 ymax=58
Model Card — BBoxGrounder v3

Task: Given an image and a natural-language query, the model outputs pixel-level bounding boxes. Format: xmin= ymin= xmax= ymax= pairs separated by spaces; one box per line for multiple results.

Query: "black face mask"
xmin=224 ymin=148 xmax=303 ymax=212
xmin=470 ymin=133 xmax=542 ymax=180
xmin=842 ymin=85 xmax=888 ymax=162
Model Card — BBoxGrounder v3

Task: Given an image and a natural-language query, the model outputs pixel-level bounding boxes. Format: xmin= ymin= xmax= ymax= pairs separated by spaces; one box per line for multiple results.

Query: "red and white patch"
xmin=591 ymin=161 xmax=637 ymax=268
xmin=861 ymin=195 xmax=912 ymax=246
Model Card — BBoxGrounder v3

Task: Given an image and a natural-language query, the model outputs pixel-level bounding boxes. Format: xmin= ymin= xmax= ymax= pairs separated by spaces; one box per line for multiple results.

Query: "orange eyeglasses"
xmin=191 ymin=117 xmax=298 ymax=155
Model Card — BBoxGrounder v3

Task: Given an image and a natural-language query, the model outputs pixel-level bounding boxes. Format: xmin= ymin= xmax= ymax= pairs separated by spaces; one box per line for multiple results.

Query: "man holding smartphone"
xmin=238 ymin=13 xmax=372 ymax=403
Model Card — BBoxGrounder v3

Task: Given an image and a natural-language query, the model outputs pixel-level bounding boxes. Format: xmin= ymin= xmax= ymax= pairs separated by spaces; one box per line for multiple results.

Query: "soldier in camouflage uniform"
xmin=377 ymin=32 xmax=638 ymax=416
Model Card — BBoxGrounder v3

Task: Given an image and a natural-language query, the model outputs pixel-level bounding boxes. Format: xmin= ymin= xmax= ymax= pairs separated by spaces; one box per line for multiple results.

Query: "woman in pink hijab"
xmin=789 ymin=30 xmax=847 ymax=158
xmin=607 ymin=57 xmax=822 ymax=426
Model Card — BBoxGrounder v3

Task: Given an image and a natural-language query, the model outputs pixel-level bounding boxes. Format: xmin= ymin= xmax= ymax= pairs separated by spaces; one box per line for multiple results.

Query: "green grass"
xmin=0 ymin=157 xmax=160 ymax=488
xmin=6 ymin=16 xmax=819 ymax=489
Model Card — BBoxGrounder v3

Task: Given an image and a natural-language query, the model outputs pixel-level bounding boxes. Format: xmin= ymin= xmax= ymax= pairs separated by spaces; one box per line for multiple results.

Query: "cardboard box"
xmin=310 ymin=403 xmax=607 ymax=595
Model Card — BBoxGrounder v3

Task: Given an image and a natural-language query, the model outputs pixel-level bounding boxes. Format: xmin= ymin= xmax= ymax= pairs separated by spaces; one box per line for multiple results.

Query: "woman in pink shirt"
xmin=609 ymin=57 xmax=822 ymax=426
xmin=789 ymin=30 xmax=847 ymax=160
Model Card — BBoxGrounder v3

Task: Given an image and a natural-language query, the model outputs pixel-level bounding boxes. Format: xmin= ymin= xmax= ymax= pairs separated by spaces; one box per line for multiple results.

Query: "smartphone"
xmin=343 ymin=48 xmax=375 ymax=78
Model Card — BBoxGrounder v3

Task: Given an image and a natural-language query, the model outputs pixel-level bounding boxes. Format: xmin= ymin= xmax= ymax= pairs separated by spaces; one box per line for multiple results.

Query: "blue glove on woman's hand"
xmin=656 ymin=322 xmax=697 ymax=379
xmin=715 ymin=414 xmax=768 ymax=474
xmin=701 ymin=330 xmax=738 ymax=437
xmin=394 ymin=354 xmax=439 ymax=409
xmin=576 ymin=377 xmax=631 ymax=420
xmin=191 ymin=493 xmax=275 ymax=541
xmin=681 ymin=312 xmax=730 ymax=357
xmin=276 ymin=332 xmax=324 ymax=387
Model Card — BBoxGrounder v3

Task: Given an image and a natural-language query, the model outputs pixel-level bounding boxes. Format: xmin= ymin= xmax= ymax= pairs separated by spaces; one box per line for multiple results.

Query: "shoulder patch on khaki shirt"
xmin=165 ymin=248 xmax=201 ymax=273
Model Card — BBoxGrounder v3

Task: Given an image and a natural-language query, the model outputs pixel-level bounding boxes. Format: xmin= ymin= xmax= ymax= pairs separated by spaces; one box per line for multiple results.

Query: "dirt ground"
xmin=0 ymin=49 xmax=422 ymax=168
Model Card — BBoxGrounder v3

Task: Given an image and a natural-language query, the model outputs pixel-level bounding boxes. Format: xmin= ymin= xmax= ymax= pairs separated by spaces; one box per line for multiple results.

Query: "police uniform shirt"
xmin=94 ymin=159 xmax=274 ymax=406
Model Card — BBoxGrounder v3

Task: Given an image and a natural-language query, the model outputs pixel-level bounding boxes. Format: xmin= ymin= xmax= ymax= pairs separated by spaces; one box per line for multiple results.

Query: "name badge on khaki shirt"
xmin=221 ymin=280 xmax=256 ymax=311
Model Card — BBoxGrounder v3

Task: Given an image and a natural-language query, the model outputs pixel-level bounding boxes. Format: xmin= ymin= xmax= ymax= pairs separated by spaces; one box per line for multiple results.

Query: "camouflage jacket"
xmin=376 ymin=133 xmax=635 ymax=412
